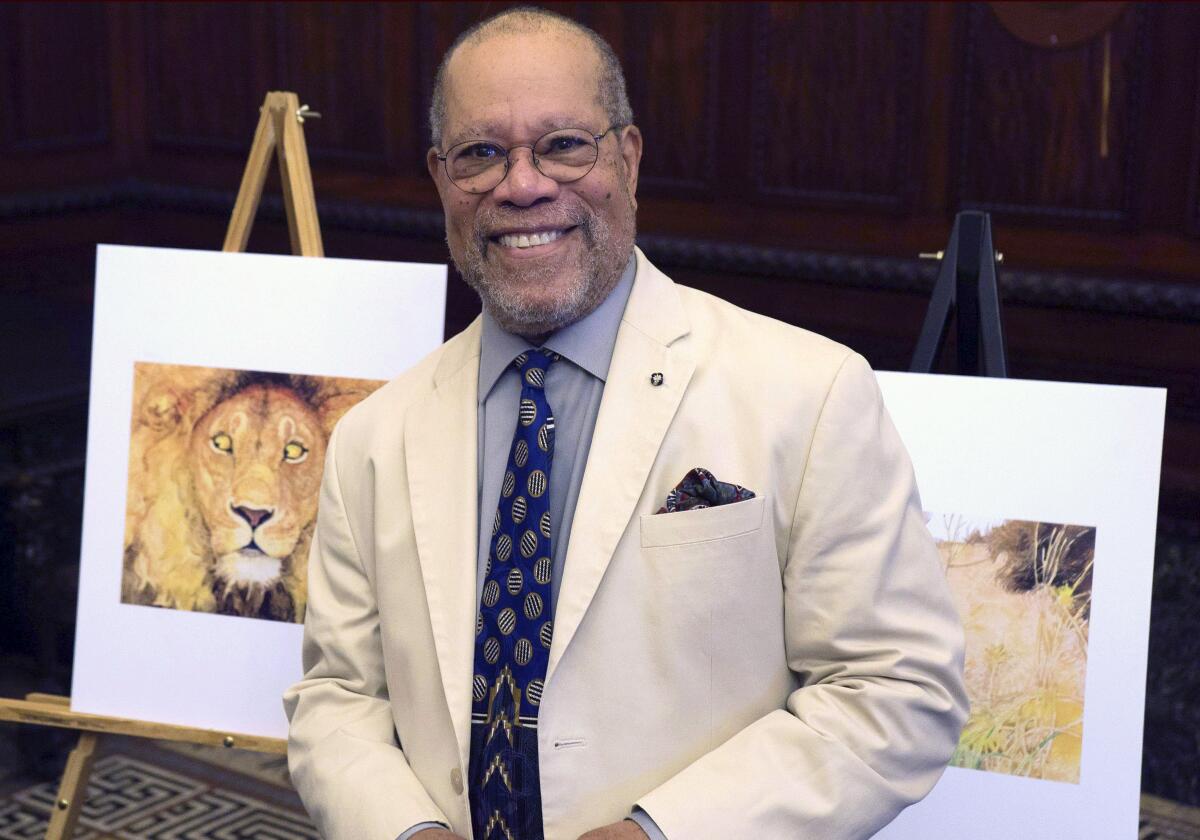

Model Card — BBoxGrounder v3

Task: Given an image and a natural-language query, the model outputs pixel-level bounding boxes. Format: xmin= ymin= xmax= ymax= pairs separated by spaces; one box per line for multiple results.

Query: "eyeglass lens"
xmin=445 ymin=128 xmax=600 ymax=193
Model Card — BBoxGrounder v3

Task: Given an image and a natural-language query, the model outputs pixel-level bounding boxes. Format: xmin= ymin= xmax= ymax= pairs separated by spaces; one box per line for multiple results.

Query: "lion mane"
xmin=121 ymin=363 xmax=381 ymax=622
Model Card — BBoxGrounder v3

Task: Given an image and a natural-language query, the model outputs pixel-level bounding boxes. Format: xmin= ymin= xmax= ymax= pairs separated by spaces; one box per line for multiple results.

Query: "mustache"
xmin=473 ymin=204 xmax=594 ymax=250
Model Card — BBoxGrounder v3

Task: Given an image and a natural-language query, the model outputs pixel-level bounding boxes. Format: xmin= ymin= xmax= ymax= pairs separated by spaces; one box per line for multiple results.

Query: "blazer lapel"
xmin=405 ymin=321 xmax=481 ymax=770
xmin=547 ymin=250 xmax=695 ymax=681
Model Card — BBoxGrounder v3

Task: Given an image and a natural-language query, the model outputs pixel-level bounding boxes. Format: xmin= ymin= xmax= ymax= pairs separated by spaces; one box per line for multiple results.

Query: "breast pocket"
xmin=639 ymin=494 xmax=766 ymax=549
xmin=636 ymin=494 xmax=777 ymax=733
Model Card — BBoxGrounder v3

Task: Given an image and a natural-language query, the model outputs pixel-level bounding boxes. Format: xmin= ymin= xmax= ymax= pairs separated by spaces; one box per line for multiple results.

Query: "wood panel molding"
xmin=278 ymin=4 xmax=390 ymax=168
xmin=750 ymin=3 xmax=921 ymax=209
xmin=1190 ymin=49 xmax=1200 ymax=238
xmin=144 ymin=4 xmax=279 ymax=154
xmin=622 ymin=3 xmax=720 ymax=194
xmin=1 ymin=3 xmax=110 ymax=153
xmin=143 ymin=4 xmax=390 ymax=168
xmin=956 ymin=3 xmax=1148 ymax=223
xmin=3 ymin=181 xmax=1199 ymax=330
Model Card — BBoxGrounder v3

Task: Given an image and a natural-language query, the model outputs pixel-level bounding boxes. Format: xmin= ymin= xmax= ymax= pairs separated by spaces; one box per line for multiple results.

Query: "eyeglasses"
xmin=436 ymin=125 xmax=623 ymax=194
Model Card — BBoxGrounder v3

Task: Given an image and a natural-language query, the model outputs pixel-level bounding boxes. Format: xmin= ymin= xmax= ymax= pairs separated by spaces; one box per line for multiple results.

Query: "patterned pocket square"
xmin=657 ymin=467 xmax=756 ymax=513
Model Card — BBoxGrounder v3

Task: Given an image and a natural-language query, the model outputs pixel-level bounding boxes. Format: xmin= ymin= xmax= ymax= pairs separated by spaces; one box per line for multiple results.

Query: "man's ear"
xmin=427 ymin=146 xmax=457 ymax=204
xmin=426 ymin=146 xmax=443 ymax=186
xmin=617 ymin=125 xmax=643 ymax=206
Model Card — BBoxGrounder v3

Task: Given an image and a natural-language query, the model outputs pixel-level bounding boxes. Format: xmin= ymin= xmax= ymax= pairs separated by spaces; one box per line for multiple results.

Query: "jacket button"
xmin=450 ymin=767 xmax=464 ymax=795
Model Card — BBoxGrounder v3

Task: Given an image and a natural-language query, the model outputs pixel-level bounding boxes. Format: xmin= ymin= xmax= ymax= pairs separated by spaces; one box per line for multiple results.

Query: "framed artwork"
xmin=71 ymin=245 xmax=446 ymax=738
xmin=875 ymin=372 xmax=1164 ymax=840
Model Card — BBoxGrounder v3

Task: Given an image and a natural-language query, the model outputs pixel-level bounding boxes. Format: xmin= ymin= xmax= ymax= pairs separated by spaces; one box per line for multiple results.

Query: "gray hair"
xmin=428 ymin=6 xmax=633 ymax=148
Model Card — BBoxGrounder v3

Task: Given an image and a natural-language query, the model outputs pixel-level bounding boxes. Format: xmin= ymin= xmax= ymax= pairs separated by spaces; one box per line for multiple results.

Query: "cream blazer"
xmin=284 ymin=248 xmax=968 ymax=840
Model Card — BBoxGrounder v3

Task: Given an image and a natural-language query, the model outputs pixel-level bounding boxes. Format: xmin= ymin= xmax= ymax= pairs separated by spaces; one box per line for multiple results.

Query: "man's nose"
xmin=491 ymin=147 xmax=559 ymax=206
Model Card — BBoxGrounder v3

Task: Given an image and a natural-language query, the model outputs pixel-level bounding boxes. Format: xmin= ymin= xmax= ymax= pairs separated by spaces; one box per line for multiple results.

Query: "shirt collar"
xmin=478 ymin=254 xmax=636 ymax=403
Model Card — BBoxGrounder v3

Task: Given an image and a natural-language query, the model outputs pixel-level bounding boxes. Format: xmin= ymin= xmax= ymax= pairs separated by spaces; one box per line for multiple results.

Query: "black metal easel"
xmin=909 ymin=211 xmax=1008 ymax=377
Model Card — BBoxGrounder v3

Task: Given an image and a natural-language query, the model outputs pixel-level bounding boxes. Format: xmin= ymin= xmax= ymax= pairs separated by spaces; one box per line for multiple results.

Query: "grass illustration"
xmin=932 ymin=516 xmax=1095 ymax=783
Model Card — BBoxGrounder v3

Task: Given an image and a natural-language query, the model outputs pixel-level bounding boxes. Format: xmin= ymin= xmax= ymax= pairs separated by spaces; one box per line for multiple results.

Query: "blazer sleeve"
xmin=636 ymin=352 xmax=969 ymax=838
xmin=283 ymin=423 xmax=450 ymax=839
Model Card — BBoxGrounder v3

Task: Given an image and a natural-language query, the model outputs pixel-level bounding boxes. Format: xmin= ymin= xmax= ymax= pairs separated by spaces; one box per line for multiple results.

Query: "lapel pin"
xmin=650 ymin=372 xmax=664 ymax=386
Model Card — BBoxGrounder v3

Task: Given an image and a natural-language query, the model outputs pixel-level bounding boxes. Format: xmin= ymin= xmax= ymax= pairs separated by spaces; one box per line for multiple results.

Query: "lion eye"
xmin=283 ymin=441 xmax=309 ymax=463
xmin=211 ymin=432 xmax=233 ymax=454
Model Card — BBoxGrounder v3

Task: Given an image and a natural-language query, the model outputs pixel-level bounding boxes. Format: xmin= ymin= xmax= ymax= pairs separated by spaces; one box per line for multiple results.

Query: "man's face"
xmin=427 ymin=29 xmax=643 ymax=338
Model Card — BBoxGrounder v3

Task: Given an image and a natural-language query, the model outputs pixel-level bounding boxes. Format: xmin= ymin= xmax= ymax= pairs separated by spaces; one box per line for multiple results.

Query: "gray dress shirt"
xmin=398 ymin=256 xmax=666 ymax=839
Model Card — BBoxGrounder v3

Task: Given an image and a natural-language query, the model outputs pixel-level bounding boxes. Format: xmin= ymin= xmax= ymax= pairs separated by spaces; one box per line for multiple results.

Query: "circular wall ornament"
xmin=988 ymin=2 xmax=1127 ymax=49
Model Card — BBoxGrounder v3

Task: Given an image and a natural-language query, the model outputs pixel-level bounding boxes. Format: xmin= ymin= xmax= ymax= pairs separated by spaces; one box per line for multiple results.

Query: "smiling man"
xmin=428 ymin=16 xmax=640 ymax=342
xmin=284 ymin=7 xmax=967 ymax=840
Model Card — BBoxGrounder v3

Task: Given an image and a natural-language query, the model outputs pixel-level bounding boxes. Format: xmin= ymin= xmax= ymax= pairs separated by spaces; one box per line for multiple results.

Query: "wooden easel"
xmin=0 ymin=90 xmax=323 ymax=839
xmin=224 ymin=89 xmax=324 ymax=257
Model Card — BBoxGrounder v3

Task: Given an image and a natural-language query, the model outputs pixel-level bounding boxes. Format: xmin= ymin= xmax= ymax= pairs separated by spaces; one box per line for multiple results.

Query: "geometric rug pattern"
xmin=0 ymin=755 xmax=317 ymax=839
xmin=1 ymin=751 xmax=1198 ymax=839
xmin=1143 ymin=793 xmax=1200 ymax=840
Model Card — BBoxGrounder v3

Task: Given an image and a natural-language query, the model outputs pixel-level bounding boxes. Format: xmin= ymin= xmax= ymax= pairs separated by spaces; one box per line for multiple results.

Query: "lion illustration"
xmin=122 ymin=362 xmax=383 ymax=622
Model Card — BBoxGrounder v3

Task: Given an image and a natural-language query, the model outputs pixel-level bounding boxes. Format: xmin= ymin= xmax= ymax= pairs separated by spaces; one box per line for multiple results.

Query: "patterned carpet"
xmin=1144 ymin=795 xmax=1200 ymax=840
xmin=0 ymin=745 xmax=317 ymax=839
xmin=1 ymin=741 xmax=1198 ymax=839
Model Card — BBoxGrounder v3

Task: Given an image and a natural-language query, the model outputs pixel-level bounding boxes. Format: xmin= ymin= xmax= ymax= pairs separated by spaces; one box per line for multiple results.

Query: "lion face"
xmin=124 ymin=364 xmax=381 ymax=622
xmin=188 ymin=384 xmax=326 ymax=589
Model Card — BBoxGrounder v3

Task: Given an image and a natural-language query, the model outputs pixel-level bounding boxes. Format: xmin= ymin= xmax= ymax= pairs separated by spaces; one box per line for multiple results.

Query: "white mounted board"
xmin=72 ymin=245 xmax=447 ymax=739
xmin=875 ymin=372 xmax=1165 ymax=840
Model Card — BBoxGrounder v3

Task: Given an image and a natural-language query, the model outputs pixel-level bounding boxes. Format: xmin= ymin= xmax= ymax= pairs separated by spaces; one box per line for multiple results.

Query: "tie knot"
xmin=513 ymin=348 xmax=557 ymax=390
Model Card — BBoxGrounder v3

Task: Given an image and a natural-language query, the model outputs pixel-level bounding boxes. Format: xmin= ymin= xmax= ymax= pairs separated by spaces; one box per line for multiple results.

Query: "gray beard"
xmin=451 ymin=197 xmax=635 ymax=339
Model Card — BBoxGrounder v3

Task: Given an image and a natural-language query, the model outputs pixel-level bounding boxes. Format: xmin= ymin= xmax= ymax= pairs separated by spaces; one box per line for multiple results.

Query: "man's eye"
xmin=549 ymin=136 xmax=584 ymax=152
xmin=463 ymin=143 xmax=502 ymax=160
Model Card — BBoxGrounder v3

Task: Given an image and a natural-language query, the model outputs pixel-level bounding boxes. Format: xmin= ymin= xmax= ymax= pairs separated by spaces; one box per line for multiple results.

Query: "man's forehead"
xmin=440 ymin=26 xmax=604 ymax=142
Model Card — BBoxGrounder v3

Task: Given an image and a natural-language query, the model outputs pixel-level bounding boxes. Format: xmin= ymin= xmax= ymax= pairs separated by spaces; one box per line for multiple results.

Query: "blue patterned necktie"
xmin=469 ymin=348 xmax=558 ymax=840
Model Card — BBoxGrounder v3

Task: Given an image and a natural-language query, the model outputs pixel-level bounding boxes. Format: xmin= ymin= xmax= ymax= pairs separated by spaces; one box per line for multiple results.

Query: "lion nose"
xmin=233 ymin=505 xmax=274 ymax=529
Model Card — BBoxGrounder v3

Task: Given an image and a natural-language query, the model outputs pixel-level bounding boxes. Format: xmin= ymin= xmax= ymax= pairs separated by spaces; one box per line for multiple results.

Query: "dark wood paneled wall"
xmin=3 ymin=4 xmax=1199 ymax=232
xmin=4 ymin=2 xmax=1197 ymax=498
xmin=1 ymin=0 xmax=1199 ymax=800
xmin=753 ymin=4 xmax=922 ymax=207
